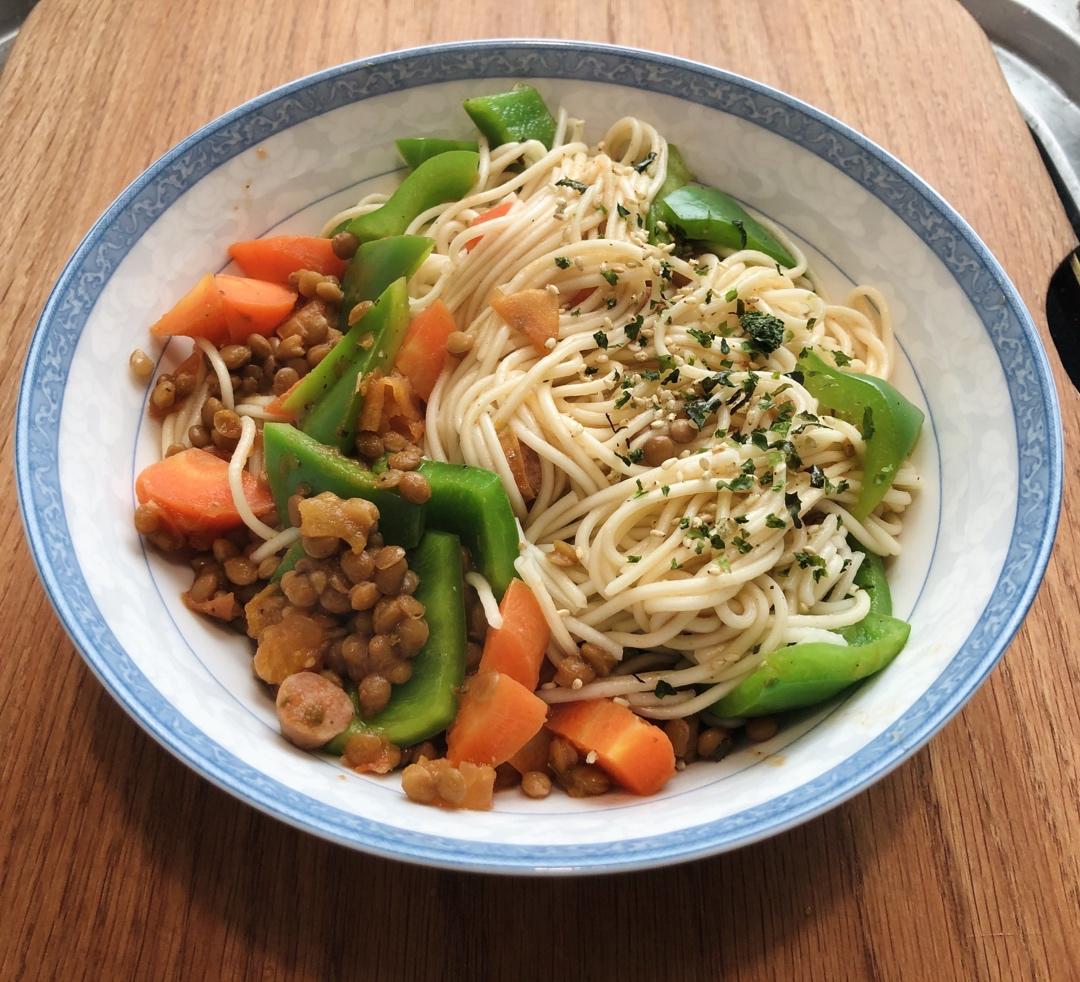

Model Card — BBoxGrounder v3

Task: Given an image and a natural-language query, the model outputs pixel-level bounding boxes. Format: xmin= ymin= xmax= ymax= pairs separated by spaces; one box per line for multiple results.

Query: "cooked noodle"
xmin=324 ymin=112 xmax=920 ymax=717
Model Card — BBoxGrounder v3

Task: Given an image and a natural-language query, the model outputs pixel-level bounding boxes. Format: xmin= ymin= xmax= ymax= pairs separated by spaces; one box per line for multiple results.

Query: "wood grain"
xmin=1 ymin=1 xmax=1077 ymax=979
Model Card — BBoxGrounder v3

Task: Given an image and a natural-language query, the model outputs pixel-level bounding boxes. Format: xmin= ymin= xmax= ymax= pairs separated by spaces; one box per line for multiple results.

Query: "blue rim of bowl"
xmin=15 ymin=40 xmax=1063 ymax=874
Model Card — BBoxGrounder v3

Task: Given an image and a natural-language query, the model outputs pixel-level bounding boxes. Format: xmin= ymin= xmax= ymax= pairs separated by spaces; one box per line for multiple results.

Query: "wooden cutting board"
xmin=1 ymin=1 xmax=1077 ymax=979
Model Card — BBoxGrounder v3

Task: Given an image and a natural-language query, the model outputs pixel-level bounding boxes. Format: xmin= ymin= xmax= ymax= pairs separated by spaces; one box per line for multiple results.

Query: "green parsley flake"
xmin=554 ymin=256 xmax=571 ymax=269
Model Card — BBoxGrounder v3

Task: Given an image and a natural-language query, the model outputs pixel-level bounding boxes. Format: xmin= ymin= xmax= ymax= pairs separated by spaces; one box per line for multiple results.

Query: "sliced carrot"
xmin=507 ymin=727 xmax=552 ymax=775
xmin=497 ymin=427 xmax=541 ymax=503
xmin=228 ymin=235 xmax=347 ymax=283
xmin=394 ymin=300 xmax=457 ymax=400
xmin=446 ymin=671 xmax=548 ymax=767
xmin=150 ymin=274 xmax=296 ymax=345
xmin=465 ymin=201 xmax=513 ymax=252
xmin=135 ymin=447 xmax=274 ymax=535
xmin=478 ymin=579 xmax=550 ymax=690
xmin=490 ymin=288 xmax=559 ymax=354
xmin=263 ymin=379 xmax=301 ymax=419
xmin=216 ymin=274 xmax=298 ymax=343
xmin=546 ymin=699 xmax=675 ymax=796
xmin=150 ymin=273 xmax=228 ymax=343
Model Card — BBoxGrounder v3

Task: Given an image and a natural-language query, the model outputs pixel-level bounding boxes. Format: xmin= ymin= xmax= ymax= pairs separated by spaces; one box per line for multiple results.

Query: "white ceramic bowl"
xmin=16 ymin=41 xmax=1062 ymax=874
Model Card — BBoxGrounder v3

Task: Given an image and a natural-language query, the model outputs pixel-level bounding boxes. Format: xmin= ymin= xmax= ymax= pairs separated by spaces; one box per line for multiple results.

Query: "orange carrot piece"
xmin=135 ymin=447 xmax=274 ymax=535
xmin=215 ymin=274 xmax=298 ymax=343
xmin=478 ymin=579 xmax=550 ymax=690
xmin=464 ymin=201 xmax=513 ymax=252
xmin=228 ymin=235 xmax=347 ymax=283
xmin=394 ymin=300 xmax=457 ymax=400
xmin=446 ymin=671 xmax=548 ymax=768
xmin=263 ymin=379 xmax=300 ymax=419
xmin=546 ymin=699 xmax=676 ymax=796
xmin=150 ymin=273 xmax=228 ymax=343
xmin=490 ymin=288 xmax=559 ymax=354
xmin=508 ymin=727 xmax=552 ymax=775
xmin=150 ymin=274 xmax=296 ymax=345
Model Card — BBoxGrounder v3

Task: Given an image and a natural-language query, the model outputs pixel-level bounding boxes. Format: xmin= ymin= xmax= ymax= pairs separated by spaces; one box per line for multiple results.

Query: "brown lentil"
xmin=670 ymin=418 xmax=696 ymax=443
xmin=643 ymin=433 xmax=676 ymax=466
xmin=287 ymin=492 xmax=305 ymax=528
xmin=344 ymin=731 xmax=386 ymax=766
xmin=190 ymin=570 xmax=220 ymax=603
xmin=188 ymin=424 xmax=211 ymax=448
xmin=374 ymin=559 xmax=408 ymax=596
xmin=331 ymin=230 xmax=360 ymax=260
xmin=296 ymin=269 xmax=325 ymax=298
xmin=401 ymin=763 xmax=437 ymax=804
xmin=435 ymin=767 xmax=467 ymax=806
xmin=212 ymin=538 xmax=239 ymax=562
xmin=347 ymin=300 xmax=373 ymax=326
xmin=341 ymin=549 xmax=375 ymax=584
xmin=562 ymin=764 xmax=610 ymax=797
xmin=358 ymin=673 xmax=392 ymax=717
xmin=548 ymin=737 xmax=579 ymax=775
xmin=382 ymin=431 xmax=408 ymax=453
xmin=555 ymin=654 xmax=596 ymax=688
xmin=745 ymin=716 xmax=779 ymax=742
xmin=273 ymin=366 xmax=300 ymax=394
xmin=386 ymin=660 xmax=412 ymax=685
xmin=373 ymin=596 xmax=406 ymax=635
xmin=398 ymin=471 xmax=431 ymax=504
xmin=277 ymin=334 xmax=306 ymax=360
xmin=129 ymin=348 xmax=155 ymax=380
xmin=174 ymin=367 xmax=198 ymax=397
xmin=257 ymin=556 xmax=280 ymax=580
xmin=387 ymin=447 xmax=421 ymax=472
xmin=445 ymin=330 xmax=473 ymax=356
xmin=281 ymin=570 xmax=319 ymax=608
xmin=224 ymin=556 xmax=259 ymax=586
xmin=521 ymin=770 xmax=552 ymax=798
xmin=151 ymin=378 xmax=176 ymax=410
xmin=213 ymin=409 xmax=242 ymax=440
xmin=306 ymin=343 xmax=332 ymax=367
xmin=697 ymin=726 xmax=735 ymax=760
xmin=302 ymin=535 xmax=339 ymax=559
xmin=315 ymin=280 xmax=344 ymax=303
xmin=349 ymin=581 xmax=380 ymax=611
xmin=320 ymin=587 xmax=352 ymax=615
xmin=247 ymin=333 xmax=273 ymax=360
xmin=395 ymin=616 xmax=429 ymax=657
xmin=664 ymin=718 xmax=693 ymax=759
xmin=201 ymin=396 xmax=224 ymax=429
xmin=400 ymin=570 xmax=420 ymax=595
xmin=219 ymin=344 xmax=251 ymax=370
xmin=355 ymin=431 xmax=384 ymax=460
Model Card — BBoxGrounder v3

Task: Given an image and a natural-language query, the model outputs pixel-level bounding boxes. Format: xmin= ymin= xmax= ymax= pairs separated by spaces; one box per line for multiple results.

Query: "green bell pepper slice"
xmin=325 ymin=530 xmax=467 ymax=750
xmin=281 ymin=275 xmax=409 ymax=424
xmin=302 ymin=278 xmax=411 ymax=452
xmin=653 ymin=183 xmax=797 ymax=269
xmin=797 ymin=350 xmax=924 ymax=519
xmin=463 ymin=85 xmax=557 ymax=149
xmin=646 ymin=144 xmax=694 ymax=238
xmin=270 ymin=539 xmax=306 ymax=582
xmin=337 ymin=149 xmax=479 ymax=241
xmin=262 ymin=422 xmax=425 ymax=548
xmin=396 ymin=137 xmax=479 ymax=170
xmin=416 ymin=460 xmax=520 ymax=599
xmin=338 ymin=235 xmax=432 ymax=332
xmin=709 ymin=551 xmax=909 ymax=717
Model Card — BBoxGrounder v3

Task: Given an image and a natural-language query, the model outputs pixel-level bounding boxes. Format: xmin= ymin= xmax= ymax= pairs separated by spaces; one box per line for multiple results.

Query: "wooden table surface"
xmin=2 ymin=1 xmax=1078 ymax=979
